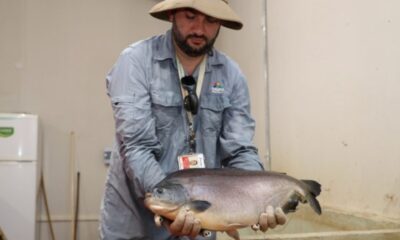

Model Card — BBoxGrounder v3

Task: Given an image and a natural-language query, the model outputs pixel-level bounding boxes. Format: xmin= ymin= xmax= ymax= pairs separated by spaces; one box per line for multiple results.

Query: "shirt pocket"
xmin=110 ymin=96 xmax=139 ymax=121
xmin=110 ymin=96 xmax=135 ymax=106
xmin=151 ymin=91 xmax=182 ymax=132
xmin=200 ymin=95 xmax=231 ymax=136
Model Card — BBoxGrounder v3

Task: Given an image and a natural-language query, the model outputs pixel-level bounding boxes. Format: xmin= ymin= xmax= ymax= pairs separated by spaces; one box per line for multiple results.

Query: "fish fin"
xmin=301 ymin=180 xmax=322 ymax=215
xmin=188 ymin=200 xmax=211 ymax=212
xmin=225 ymin=229 xmax=240 ymax=240
xmin=301 ymin=180 xmax=322 ymax=197
xmin=306 ymin=193 xmax=322 ymax=215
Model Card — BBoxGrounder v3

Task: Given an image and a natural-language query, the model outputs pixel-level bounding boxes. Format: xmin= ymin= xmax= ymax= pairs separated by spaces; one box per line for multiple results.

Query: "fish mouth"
xmin=144 ymin=193 xmax=180 ymax=214
xmin=144 ymin=193 xmax=153 ymax=208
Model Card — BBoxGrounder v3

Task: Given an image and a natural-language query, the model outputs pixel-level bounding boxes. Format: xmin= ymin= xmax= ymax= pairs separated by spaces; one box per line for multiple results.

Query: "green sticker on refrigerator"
xmin=0 ymin=127 xmax=14 ymax=137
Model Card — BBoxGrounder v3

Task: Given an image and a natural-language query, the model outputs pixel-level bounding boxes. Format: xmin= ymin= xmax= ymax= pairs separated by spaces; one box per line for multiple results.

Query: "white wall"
xmin=267 ymin=0 xmax=400 ymax=221
xmin=1 ymin=0 xmax=168 ymax=239
xmin=3 ymin=0 xmax=399 ymax=239
xmin=0 ymin=0 xmax=266 ymax=239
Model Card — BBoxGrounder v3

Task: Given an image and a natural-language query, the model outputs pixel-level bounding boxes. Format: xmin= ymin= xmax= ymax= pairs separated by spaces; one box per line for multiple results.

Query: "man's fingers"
xmin=189 ymin=219 xmax=202 ymax=239
xmin=258 ymin=212 xmax=269 ymax=232
xmin=169 ymin=208 xmax=187 ymax=235
xmin=180 ymin=212 xmax=195 ymax=235
xmin=168 ymin=208 xmax=201 ymax=238
xmin=259 ymin=205 xmax=286 ymax=232
xmin=266 ymin=205 xmax=277 ymax=229
xmin=275 ymin=207 xmax=287 ymax=225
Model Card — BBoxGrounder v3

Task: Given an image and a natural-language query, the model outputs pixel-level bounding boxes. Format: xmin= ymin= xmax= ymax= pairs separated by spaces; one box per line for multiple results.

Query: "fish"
xmin=144 ymin=168 xmax=321 ymax=239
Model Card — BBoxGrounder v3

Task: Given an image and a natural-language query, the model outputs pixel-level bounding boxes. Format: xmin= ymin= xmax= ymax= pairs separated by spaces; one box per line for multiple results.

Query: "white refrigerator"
xmin=0 ymin=113 xmax=41 ymax=240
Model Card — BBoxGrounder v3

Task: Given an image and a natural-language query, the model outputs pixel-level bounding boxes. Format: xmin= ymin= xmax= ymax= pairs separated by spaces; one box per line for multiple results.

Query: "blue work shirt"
xmin=100 ymin=30 xmax=263 ymax=240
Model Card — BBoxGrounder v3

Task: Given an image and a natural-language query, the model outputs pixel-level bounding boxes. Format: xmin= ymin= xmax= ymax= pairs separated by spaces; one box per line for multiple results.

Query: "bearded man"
xmin=100 ymin=1 xmax=286 ymax=239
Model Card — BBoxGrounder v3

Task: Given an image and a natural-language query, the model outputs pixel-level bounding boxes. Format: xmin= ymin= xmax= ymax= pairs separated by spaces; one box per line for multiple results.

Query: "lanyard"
xmin=176 ymin=56 xmax=207 ymax=97
xmin=176 ymin=55 xmax=207 ymax=153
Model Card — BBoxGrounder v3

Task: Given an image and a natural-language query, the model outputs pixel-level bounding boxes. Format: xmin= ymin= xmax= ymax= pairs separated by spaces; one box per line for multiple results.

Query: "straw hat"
xmin=149 ymin=0 xmax=243 ymax=30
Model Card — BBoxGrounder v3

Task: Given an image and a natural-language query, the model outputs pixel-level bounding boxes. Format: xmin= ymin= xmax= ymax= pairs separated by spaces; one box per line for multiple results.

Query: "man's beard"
xmin=172 ymin=20 xmax=219 ymax=57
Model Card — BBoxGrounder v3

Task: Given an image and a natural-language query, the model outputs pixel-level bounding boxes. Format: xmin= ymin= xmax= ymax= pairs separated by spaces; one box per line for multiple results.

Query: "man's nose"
xmin=191 ymin=16 xmax=207 ymax=35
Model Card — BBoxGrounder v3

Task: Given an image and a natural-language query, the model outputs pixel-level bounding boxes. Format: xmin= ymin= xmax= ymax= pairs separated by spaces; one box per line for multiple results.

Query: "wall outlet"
xmin=103 ymin=147 xmax=113 ymax=166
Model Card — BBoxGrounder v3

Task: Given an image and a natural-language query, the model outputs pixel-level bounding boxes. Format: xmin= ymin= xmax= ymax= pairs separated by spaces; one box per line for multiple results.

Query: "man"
xmin=100 ymin=0 xmax=286 ymax=239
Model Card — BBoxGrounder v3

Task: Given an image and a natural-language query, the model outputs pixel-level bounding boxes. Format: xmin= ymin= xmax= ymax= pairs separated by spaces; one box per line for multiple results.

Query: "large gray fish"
xmin=144 ymin=168 xmax=321 ymax=239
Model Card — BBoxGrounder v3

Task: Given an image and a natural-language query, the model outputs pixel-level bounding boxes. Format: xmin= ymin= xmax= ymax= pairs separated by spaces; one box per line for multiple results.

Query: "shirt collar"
xmin=153 ymin=30 xmax=175 ymax=61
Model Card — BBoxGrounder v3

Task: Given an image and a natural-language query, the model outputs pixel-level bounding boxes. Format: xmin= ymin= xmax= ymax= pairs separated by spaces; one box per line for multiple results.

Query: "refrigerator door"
xmin=0 ymin=161 xmax=38 ymax=240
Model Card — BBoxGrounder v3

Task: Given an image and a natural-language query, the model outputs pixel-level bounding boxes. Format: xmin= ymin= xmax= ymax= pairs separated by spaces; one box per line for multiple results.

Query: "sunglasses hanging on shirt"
xmin=181 ymin=76 xmax=199 ymax=115
xmin=176 ymin=55 xmax=207 ymax=154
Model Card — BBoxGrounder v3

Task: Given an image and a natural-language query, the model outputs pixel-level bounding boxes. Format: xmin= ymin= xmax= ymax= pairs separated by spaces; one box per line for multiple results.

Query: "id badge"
xmin=178 ymin=153 xmax=205 ymax=170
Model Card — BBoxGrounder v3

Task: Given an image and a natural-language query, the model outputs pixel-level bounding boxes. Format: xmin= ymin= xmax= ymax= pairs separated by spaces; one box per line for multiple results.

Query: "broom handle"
xmin=41 ymin=173 xmax=56 ymax=240
xmin=73 ymin=172 xmax=80 ymax=240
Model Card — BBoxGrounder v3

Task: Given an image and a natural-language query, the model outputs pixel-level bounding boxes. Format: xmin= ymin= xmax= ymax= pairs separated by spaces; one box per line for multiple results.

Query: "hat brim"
xmin=149 ymin=0 xmax=243 ymax=30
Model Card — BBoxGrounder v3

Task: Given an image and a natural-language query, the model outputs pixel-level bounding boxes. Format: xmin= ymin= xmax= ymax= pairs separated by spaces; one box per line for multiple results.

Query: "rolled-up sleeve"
xmin=106 ymin=46 xmax=166 ymax=199
xmin=219 ymin=68 xmax=264 ymax=171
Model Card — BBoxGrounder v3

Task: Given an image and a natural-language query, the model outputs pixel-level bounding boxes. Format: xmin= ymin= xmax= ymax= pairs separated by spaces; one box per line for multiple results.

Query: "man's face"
xmin=170 ymin=9 xmax=221 ymax=57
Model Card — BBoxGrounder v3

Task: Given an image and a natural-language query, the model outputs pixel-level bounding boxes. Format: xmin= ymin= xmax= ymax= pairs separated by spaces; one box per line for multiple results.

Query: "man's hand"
xmin=258 ymin=206 xmax=287 ymax=232
xmin=164 ymin=207 xmax=202 ymax=239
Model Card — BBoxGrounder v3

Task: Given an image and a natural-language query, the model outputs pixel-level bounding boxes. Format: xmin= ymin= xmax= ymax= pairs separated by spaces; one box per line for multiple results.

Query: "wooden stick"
xmin=0 ymin=225 xmax=7 ymax=240
xmin=73 ymin=172 xmax=81 ymax=240
xmin=69 ymin=131 xmax=76 ymax=240
xmin=40 ymin=173 xmax=56 ymax=240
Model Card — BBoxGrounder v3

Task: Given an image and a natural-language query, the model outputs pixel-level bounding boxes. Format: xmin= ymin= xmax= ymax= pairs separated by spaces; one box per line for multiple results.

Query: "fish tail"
xmin=302 ymin=180 xmax=321 ymax=196
xmin=305 ymin=193 xmax=322 ymax=215
xmin=302 ymin=180 xmax=322 ymax=215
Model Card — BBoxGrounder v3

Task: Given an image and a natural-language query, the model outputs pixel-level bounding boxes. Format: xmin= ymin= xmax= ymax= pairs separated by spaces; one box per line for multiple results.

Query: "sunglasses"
xmin=181 ymin=76 xmax=199 ymax=115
